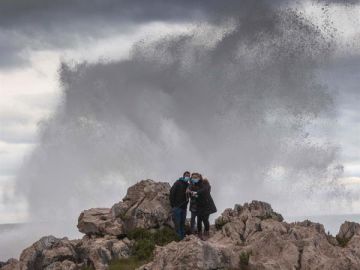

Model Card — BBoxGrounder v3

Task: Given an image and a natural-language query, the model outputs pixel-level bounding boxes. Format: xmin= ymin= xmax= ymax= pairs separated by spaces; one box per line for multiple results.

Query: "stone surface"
xmin=337 ymin=221 xmax=360 ymax=242
xmin=19 ymin=236 xmax=78 ymax=270
xmin=77 ymin=208 xmax=123 ymax=236
xmin=76 ymin=235 xmax=133 ymax=270
xmin=111 ymin=179 xmax=172 ymax=233
xmin=141 ymin=200 xmax=360 ymax=270
xmin=77 ymin=179 xmax=172 ymax=236
xmin=0 ymin=259 xmax=20 ymax=270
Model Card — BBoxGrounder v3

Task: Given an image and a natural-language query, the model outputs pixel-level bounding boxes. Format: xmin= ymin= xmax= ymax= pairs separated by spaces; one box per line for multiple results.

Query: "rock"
xmin=139 ymin=235 xmax=240 ymax=270
xmin=337 ymin=221 xmax=360 ymax=243
xmin=111 ymin=179 xmax=172 ymax=233
xmin=44 ymin=260 xmax=79 ymax=270
xmin=6 ymin=234 xmax=132 ymax=270
xmin=143 ymin=199 xmax=360 ymax=270
xmin=78 ymin=180 xmax=172 ymax=236
xmin=77 ymin=208 xmax=123 ymax=236
xmin=19 ymin=236 xmax=78 ymax=270
xmin=0 ymin=259 xmax=20 ymax=270
xmin=76 ymin=235 xmax=133 ymax=270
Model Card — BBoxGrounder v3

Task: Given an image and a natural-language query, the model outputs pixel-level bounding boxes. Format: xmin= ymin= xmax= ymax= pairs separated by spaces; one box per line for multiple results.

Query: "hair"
xmin=183 ymin=171 xmax=190 ymax=177
xmin=191 ymin=172 xmax=203 ymax=179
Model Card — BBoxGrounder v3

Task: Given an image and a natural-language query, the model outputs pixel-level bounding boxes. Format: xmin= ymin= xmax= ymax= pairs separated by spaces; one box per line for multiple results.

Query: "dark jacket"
xmin=169 ymin=178 xmax=189 ymax=209
xmin=188 ymin=182 xmax=200 ymax=213
xmin=196 ymin=180 xmax=217 ymax=216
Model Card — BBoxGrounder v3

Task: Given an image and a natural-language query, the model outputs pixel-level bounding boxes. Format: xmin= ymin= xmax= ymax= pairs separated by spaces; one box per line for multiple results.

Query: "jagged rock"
xmin=0 ymin=259 xmax=20 ymax=270
xmin=44 ymin=260 xmax=79 ymax=270
xmin=78 ymin=179 xmax=172 ymax=236
xmin=139 ymin=235 xmax=240 ymax=270
xmin=337 ymin=221 xmax=360 ymax=242
xmin=111 ymin=179 xmax=172 ymax=233
xmin=76 ymin=235 xmax=133 ymax=270
xmin=77 ymin=208 xmax=123 ymax=236
xmin=142 ymin=200 xmax=360 ymax=270
xmin=19 ymin=236 xmax=78 ymax=270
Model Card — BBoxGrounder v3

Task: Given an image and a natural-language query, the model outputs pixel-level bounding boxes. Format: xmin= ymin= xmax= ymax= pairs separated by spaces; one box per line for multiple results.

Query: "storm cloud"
xmin=0 ymin=0 xmax=358 ymax=68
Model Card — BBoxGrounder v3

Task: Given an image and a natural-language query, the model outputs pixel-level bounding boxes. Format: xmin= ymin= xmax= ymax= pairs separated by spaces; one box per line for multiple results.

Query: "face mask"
xmin=184 ymin=177 xmax=190 ymax=182
xmin=191 ymin=178 xmax=199 ymax=183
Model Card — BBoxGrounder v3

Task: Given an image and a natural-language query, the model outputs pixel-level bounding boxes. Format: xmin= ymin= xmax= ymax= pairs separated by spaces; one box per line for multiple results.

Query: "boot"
xmin=198 ymin=231 xmax=205 ymax=240
xmin=203 ymin=231 xmax=210 ymax=240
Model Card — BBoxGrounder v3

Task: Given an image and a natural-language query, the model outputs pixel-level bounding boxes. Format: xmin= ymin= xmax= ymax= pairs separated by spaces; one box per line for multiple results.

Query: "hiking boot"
xmin=203 ymin=231 xmax=210 ymax=240
xmin=198 ymin=232 xmax=205 ymax=240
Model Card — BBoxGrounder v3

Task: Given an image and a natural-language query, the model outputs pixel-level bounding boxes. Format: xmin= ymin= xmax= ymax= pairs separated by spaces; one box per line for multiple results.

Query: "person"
xmin=192 ymin=177 xmax=217 ymax=240
xmin=169 ymin=171 xmax=190 ymax=239
xmin=187 ymin=172 xmax=202 ymax=234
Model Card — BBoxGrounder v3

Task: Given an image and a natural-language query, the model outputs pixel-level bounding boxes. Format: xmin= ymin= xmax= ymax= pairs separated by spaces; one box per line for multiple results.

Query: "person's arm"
xmin=194 ymin=182 xmax=210 ymax=196
xmin=169 ymin=181 xmax=178 ymax=208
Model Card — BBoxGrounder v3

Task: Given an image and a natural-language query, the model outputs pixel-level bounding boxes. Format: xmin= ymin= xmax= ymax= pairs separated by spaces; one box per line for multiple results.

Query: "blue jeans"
xmin=172 ymin=207 xmax=187 ymax=239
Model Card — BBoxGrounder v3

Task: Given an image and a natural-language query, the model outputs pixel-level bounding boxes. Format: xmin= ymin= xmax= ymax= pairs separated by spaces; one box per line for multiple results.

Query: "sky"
xmin=0 ymin=0 xmax=360 ymax=260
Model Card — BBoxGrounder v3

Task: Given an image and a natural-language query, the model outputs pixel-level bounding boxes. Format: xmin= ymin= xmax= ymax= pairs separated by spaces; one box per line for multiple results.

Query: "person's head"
xmin=183 ymin=171 xmax=191 ymax=178
xmin=191 ymin=172 xmax=201 ymax=184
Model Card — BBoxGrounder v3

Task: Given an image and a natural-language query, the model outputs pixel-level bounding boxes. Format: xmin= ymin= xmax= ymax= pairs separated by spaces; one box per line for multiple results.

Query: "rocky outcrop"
xmin=19 ymin=236 xmax=78 ymax=270
xmin=2 ymin=235 xmax=133 ymax=270
xmin=75 ymin=235 xmax=133 ymax=270
xmin=77 ymin=179 xmax=172 ymax=236
xmin=77 ymin=208 xmax=123 ymax=236
xmin=336 ymin=221 xmax=360 ymax=243
xmin=111 ymin=180 xmax=172 ymax=233
xmin=142 ymin=201 xmax=360 ymax=270
xmin=0 ymin=259 xmax=19 ymax=270
xmin=4 ymin=180 xmax=360 ymax=270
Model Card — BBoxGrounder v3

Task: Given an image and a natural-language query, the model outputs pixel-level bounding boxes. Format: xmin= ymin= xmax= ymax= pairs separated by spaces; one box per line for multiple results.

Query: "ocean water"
xmin=0 ymin=222 xmax=81 ymax=261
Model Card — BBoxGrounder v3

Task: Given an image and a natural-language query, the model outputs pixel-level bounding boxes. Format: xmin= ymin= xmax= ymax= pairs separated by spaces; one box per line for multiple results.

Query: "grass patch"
xmin=336 ymin=236 xmax=350 ymax=247
xmin=239 ymin=250 xmax=252 ymax=267
xmin=108 ymin=227 xmax=179 ymax=269
xmin=128 ymin=227 xmax=179 ymax=260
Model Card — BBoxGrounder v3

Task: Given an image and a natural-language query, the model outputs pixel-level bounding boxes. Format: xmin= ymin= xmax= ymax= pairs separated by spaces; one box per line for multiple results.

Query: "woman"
xmin=187 ymin=172 xmax=202 ymax=234
xmin=193 ymin=177 xmax=217 ymax=240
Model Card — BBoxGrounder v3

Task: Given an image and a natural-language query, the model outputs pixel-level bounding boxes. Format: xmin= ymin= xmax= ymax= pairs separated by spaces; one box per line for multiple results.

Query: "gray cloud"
xmin=1 ymin=0 xmax=358 ymax=68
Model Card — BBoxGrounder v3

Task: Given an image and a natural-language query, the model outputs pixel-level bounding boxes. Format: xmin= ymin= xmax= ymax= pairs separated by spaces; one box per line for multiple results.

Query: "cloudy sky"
xmin=0 ymin=0 xmax=360 ymax=259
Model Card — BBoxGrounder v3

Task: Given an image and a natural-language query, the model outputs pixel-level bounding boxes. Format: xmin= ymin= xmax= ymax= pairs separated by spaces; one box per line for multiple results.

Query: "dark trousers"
xmin=197 ymin=213 xmax=210 ymax=233
xmin=172 ymin=207 xmax=187 ymax=239
xmin=190 ymin=211 xmax=197 ymax=233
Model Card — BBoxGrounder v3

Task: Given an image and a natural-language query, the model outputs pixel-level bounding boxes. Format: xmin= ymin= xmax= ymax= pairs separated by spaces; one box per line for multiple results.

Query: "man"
xmin=169 ymin=171 xmax=190 ymax=239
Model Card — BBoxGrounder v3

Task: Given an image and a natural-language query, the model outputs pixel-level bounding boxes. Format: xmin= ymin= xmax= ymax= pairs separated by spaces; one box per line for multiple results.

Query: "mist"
xmin=1 ymin=0 xmax=354 ymax=260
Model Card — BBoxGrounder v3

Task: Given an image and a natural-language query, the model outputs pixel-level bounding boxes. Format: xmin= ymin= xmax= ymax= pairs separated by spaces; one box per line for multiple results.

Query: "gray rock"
xmin=78 ymin=179 xmax=172 ymax=236
xmin=337 ymin=221 xmax=360 ymax=242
